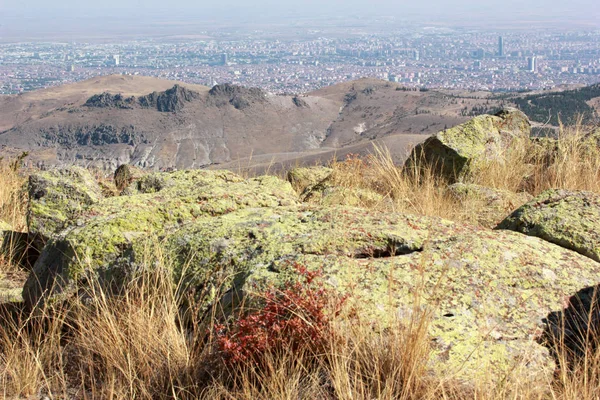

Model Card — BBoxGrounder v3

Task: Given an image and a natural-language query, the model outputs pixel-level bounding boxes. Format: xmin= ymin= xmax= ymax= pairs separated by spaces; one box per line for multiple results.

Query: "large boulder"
xmin=22 ymin=168 xmax=600 ymax=385
xmin=405 ymin=109 xmax=531 ymax=183
xmin=449 ymin=183 xmax=532 ymax=227
xmin=27 ymin=166 xmax=104 ymax=241
xmin=23 ymin=169 xmax=299 ymax=307
xmin=497 ymin=189 xmax=600 ymax=262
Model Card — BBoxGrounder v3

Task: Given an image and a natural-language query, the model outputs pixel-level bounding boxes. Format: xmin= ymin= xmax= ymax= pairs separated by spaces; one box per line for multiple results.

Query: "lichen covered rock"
xmin=24 ymin=169 xmax=300 ymax=306
xmin=449 ymin=183 xmax=532 ymax=227
xmin=27 ymin=166 xmax=104 ymax=240
xmin=497 ymin=189 xmax=600 ymax=262
xmin=301 ymin=179 xmax=385 ymax=208
xmin=22 ymin=166 xmax=600 ymax=385
xmin=23 ymin=169 xmax=600 ymax=384
xmin=286 ymin=166 xmax=332 ymax=194
xmin=405 ymin=109 xmax=531 ymax=183
xmin=114 ymin=164 xmax=145 ymax=193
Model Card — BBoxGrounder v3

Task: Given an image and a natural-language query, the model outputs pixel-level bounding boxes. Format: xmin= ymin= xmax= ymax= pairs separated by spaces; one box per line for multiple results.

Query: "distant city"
xmin=1 ymin=26 xmax=600 ymax=95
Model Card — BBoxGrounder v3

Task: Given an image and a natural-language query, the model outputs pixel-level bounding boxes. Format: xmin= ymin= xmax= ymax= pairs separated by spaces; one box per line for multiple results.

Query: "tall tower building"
xmin=221 ymin=53 xmax=228 ymax=66
xmin=527 ymin=56 xmax=537 ymax=72
xmin=498 ymin=36 xmax=504 ymax=57
xmin=113 ymin=55 xmax=120 ymax=66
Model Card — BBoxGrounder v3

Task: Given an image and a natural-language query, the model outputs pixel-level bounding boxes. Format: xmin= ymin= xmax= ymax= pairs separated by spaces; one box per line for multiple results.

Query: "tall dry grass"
xmin=0 ymin=154 xmax=28 ymax=231
xmin=324 ymin=122 xmax=600 ymax=226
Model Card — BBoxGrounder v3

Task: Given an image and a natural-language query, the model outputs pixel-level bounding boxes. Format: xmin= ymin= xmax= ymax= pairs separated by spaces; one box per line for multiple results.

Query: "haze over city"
xmin=1 ymin=0 xmax=599 ymax=94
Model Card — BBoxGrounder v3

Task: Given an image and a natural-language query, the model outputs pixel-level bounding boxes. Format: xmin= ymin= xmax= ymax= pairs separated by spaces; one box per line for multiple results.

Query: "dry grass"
xmin=0 ymin=155 xmax=28 ymax=231
xmin=323 ymin=122 xmax=600 ymax=226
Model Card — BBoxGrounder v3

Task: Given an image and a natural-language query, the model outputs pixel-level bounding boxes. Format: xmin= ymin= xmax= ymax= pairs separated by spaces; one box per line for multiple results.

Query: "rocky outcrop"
xmin=449 ymin=183 xmax=532 ymax=227
xmin=292 ymin=96 xmax=309 ymax=108
xmin=84 ymin=93 xmax=135 ymax=109
xmin=27 ymin=167 xmax=104 ymax=241
xmin=207 ymin=84 xmax=267 ymax=110
xmin=21 ymin=167 xmax=600 ymax=385
xmin=138 ymin=85 xmax=201 ymax=112
xmin=497 ymin=189 xmax=600 ymax=262
xmin=405 ymin=108 xmax=531 ymax=183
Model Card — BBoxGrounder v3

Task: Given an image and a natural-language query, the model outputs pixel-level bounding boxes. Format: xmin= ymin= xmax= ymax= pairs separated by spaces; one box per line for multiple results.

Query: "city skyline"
xmin=1 ymin=27 xmax=599 ymax=96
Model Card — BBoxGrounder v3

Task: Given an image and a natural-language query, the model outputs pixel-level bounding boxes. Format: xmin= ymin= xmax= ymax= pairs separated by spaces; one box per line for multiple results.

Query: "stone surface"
xmin=22 ymin=167 xmax=600 ymax=385
xmin=114 ymin=164 xmax=145 ymax=192
xmin=286 ymin=166 xmax=332 ymax=194
xmin=405 ymin=109 xmax=531 ymax=183
xmin=301 ymin=179 xmax=385 ymax=208
xmin=449 ymin=183 xmax=532 ymax=227
xmin=497 ymin=189 xmax=600 ymax=262
xmin=0 ymin=220 xmax=11 ymax=250
xmin=27 ymin=166 xmax=104 ymax=240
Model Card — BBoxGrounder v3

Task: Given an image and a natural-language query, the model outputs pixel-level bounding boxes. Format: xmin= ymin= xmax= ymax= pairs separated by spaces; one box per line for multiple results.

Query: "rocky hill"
xmin=0 ymin=75 xmax=508 ymax=171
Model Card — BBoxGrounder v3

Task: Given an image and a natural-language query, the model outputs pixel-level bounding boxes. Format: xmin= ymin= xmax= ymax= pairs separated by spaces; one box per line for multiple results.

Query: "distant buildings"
xmin=112 ymin=55 xmax=120 ymax=66
xmin=498 ymin=36 xmax=504 ymax=57
xmin=221 ymin=53 xmax=228 ymax=66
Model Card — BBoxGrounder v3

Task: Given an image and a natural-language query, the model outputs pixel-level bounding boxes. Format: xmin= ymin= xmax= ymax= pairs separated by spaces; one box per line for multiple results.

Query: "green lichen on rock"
xmin=27 ymin=166 xmax=104 ymax=239
xmin=497 ymin=189 xmax=600 ymax=262
xmin=301 ymin=176 xmax=385 ymax=208
xmin=23 ymin=171 xmax=600 ymax=384
xmin=114 ymin=164 xmax=145 ymax=193
xmin=286 ymin=166 xmax=333 ymax=194
xmin=23 ymin=169 xmax=300 ymax=306
xmin=405 ymin=109 xmax=531 ymax=183
xmin=449 ymin=183 xmax=532 ymax=227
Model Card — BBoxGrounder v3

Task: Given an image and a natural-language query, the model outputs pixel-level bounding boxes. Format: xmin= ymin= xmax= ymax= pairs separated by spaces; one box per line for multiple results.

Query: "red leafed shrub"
xmin=213 ymin=263 xmax=346 ymax=366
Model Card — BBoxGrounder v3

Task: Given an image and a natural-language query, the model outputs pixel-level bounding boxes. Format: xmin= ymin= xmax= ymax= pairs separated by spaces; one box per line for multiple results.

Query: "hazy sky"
xmin=2 ymin=0 xmax=599 ymax=19
xmin=1 ymin=0 xmax=599 ymax=40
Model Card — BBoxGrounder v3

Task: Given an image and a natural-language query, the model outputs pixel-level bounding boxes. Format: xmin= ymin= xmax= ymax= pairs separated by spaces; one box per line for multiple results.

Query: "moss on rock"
xmin=497 ymin=189 xmax=600 ymax=262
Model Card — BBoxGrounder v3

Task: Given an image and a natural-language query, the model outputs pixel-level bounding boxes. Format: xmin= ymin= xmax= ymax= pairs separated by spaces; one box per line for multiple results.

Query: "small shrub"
xmin=213 ymin=263 xmax=346 ymax=367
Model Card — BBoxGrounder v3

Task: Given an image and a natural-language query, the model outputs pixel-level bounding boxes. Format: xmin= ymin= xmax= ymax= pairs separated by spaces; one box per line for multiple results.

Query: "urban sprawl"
xmin=1 ymin=28 xmax=600 ymax=95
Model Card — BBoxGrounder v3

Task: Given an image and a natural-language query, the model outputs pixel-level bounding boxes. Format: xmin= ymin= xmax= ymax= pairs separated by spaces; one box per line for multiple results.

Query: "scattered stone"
xmin=21 ymin=166 xmax=600 ymax=385
xmin=27 ymin=166 xmax=104 ymax=241
xmin=497 ymin=189 xmax=600 ymax=262
xmin=405 ymin=108 xmax=531 ymax=183
xmin=114 ymin=164 xmax=145 ymax=193
xmin=301 ymin=179 xmax=385 ymax=208
xmin=286 ymin=166 xmax=332 ymax=194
